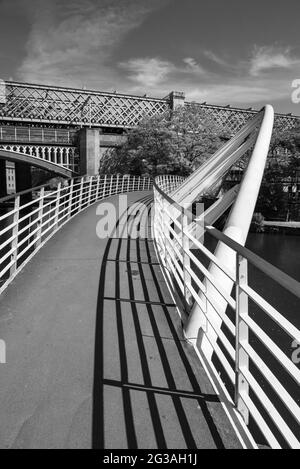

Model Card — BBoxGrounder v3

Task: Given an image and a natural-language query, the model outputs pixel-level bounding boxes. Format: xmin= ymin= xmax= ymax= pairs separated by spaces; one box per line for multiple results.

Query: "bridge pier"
xmin=79 ymin=128 xmax=127 ymax=176
xmin=79 ymin=128 xmax=101 ymax=176
xmin=0 ymin=160 xmax=7 ymax=198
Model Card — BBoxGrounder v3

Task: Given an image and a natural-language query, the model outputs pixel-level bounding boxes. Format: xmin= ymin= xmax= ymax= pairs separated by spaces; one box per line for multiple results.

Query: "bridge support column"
xmin=0 ymin=160 xmax=7 ymax=198
xmin=79 ymin=128 xmax=101 ymax=176
xmin=169 ymin=91 xmax=185 ymax=110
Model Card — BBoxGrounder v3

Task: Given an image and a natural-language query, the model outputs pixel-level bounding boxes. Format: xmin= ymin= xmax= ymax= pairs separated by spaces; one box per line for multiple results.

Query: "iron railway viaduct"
xmin=0 ymin=79 xmax=299 ymax=196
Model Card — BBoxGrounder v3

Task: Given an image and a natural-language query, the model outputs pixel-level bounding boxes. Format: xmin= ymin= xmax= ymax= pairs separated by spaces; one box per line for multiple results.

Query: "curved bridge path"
xmin=0 ymin=192 xmax=241 ymax=449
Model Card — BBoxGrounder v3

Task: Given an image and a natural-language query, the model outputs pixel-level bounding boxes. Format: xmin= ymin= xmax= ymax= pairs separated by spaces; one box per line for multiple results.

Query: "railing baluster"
xmin=10 ymin=195 xmax=20 ymax=276
xmin=235 ymin=254 xmax=250 ymax=426
xmin=181 ymin=205 xmax=192 ymax=306
xmin=96 ymin=175 xmax=100 ymax=201
xmin=103 ymin=175 xmax=107 ymax=199
xmin=79 ymin=178 xmax=84 ymax=211
xmin=88 ymin=176 xmax=93 ymax=205
xmin=35 ymin=188 xmax=45 ymax=248
xmin=67 ymin=179 xmax=74 ymax=219
xmin=54 ymin=183 xmax=62 ymax=229
xmin=109 ymin=175 xmax=113 ymax=196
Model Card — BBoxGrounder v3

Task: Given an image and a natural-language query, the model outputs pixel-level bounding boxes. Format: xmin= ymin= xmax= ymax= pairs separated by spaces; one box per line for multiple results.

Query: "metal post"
xmin=181 ymin=206 xmax=192 ymax=306
xmin=54 ymin=183 xmax=62 ymax=229
xmin=96 ymin=176 xmax=100 ymax=202
xmin=162 ymin=196 xmax=168 ymax=264
xmin=88 ymin=177 xmax=93 ymax=205
xmin=67 ymin=179 xmax=74 ymax=219
xmin=10 ymin=195 xmax=20 ymax=276
xmin=109 ymin=176 xmax=113 ymax=196
xmin=235 ymin=254 xmax=250 ymax=426
xmin=103 ymin=175 xmax=107 ymax=199
xmin=35 ymin=187 xmax=45 ymax=248
xmin=79 ymin=178 xmax=84 ymax=210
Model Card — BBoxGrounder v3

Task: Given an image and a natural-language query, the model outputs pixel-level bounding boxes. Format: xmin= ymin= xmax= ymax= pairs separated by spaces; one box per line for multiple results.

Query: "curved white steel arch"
xmin=184 ymin=105 xmax=275 ymax=347
xmin=0 ymin=148 xmax=74 ymax=178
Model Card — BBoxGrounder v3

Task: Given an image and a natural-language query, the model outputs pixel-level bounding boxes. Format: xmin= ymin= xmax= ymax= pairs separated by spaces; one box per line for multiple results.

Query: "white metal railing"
xmin=0 ymin=143 xmax=79 ymax=173
xmin=0 ymin=174 xmax=152 ymax=295
xmin=0 ymin=125 xmax=77 ymax=145
xmin=0 ymin=144 xmax=78 ymax=172
xmin=153 ymin=176 xmax=300 ymax=449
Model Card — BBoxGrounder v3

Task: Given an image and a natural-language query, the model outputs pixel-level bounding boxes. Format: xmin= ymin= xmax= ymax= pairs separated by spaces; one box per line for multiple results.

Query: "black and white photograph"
xmin=0 ymin=0 xmax=299 ymax=453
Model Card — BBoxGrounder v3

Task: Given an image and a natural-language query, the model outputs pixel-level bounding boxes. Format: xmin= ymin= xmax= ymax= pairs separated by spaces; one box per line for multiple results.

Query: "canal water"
xmin=245 ymin=233 xmax=300 ymax=446
xmin=246 ymin=233 xmax=300 ymax=329
xmin=199 ymin=232 xmax=299 ymax=446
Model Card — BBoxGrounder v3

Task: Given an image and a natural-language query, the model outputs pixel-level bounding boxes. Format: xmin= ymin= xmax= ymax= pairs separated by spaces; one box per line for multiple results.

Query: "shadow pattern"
xmin=92 ymin=195 xmax=226 ymax=449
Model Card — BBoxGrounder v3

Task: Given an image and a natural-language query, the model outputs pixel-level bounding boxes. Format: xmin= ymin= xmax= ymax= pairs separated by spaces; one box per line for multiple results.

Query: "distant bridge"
xmin=0 ymin=148 xmax=74 ymax=178
xmin=0 ymin=79 xmax=299 ymax=198
xmin=1 ymin=80 xmax=299 ymax=132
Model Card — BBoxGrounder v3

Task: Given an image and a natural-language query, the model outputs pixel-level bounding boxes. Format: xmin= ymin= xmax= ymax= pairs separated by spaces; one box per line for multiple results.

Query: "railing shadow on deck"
xmin=92 ymin=196 xmax=227 ymax=450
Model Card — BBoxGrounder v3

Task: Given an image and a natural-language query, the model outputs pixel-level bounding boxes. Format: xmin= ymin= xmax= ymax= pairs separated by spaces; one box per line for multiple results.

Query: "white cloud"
xmin=185 ymin=82 xmax=288 ymax=106
xmin=121 ymin=56 xmax=208 ymax=90
xmin=17 ymin=0 xmax=169 ymax=88
xmin=183 ymin=57 xmax=206 ymax=74
xmin=203 ymin=50 xmax=227 ymax=67
xmin=250 ymin=46 xmax=300 ymax=76
xmin=120 ymin=57 xmax=174 ymax=87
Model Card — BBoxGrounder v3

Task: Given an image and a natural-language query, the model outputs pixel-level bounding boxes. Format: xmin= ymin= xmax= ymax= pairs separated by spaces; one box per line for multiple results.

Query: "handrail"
xmin=153 ymin=179 xmax=300 ymax=300
xmin=0 ymin=174 xmax=153 ymax=295
xmin=153 ymin=175 xmax=300 ymax=449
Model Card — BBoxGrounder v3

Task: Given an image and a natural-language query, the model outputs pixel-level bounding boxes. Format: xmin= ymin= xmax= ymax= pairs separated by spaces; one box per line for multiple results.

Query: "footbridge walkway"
xmin=0 ymin=107 xmax=300 ymax=449
xmin=0 ymin=185 xmax=242 ymax=449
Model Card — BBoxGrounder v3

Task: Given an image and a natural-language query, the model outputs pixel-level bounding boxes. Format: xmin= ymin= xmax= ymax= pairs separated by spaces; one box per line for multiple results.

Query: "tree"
xmin=99 ymin=105 xmax=228 ymax=177
xmin=255 ymin=123 xmax=300 ymax=220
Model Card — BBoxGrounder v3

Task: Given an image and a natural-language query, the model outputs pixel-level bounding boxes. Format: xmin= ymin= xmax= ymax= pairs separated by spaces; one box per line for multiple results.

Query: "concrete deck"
xmin=0 ymin=192 xmax=241 ymax=449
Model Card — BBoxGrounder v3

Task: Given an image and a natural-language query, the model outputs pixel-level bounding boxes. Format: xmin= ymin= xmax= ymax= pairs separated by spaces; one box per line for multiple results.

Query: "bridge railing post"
xmin=102 ymin=175 xmax=107 ymax=199
xmin=88 ymin=176 xmax=93 ymax=206
xmin=109 ymin=175 xmax=113 ymax=196
xmin=181 ymin=205 xmax=192 ymax=306
xmin=235 ymin=254 xmax=250 ymax=426
xmin=54 ymin=183 xmax=62 ymax=230
xmin=67 ymin=179 xmax=74 ymax=219
xmin=35 ymin=187 xmax=45 ymax=248
xmin=79 ymin=178 xmax=84 ymax=210
xmin=162 ymin=196 xmax=168 ymax=265
xmin=96 ymin=176 xmax=100 ymax=202
xmin=10 ymin=195 xmax=20 ymax=276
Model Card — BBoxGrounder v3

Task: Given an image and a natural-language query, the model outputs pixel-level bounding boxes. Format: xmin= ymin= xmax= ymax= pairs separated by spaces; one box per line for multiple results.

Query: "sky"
xmin=0 ymin=0 xmax=300 ymax=113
